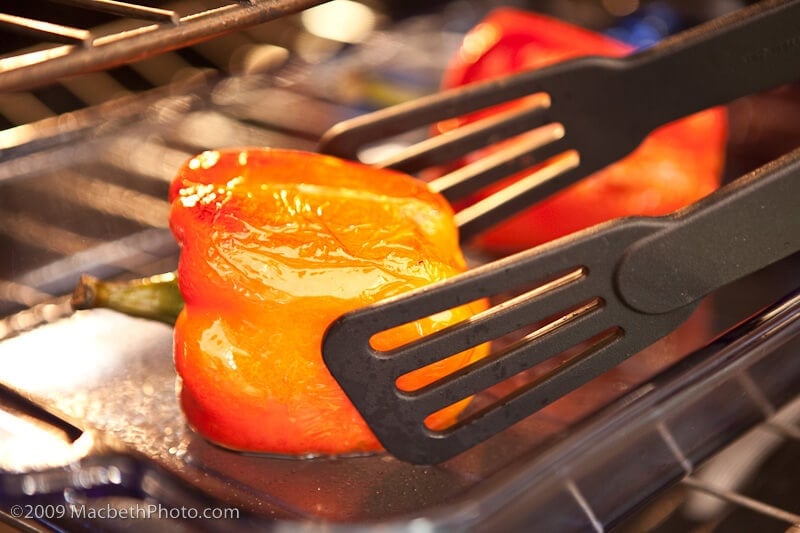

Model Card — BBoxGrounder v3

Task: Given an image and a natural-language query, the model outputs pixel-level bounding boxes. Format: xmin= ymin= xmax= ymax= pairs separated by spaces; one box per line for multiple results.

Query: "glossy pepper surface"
xmin=168 ymin=148 xmax=487 ymax=456
xmin=438 ymin=9 xmax=728 ymax=255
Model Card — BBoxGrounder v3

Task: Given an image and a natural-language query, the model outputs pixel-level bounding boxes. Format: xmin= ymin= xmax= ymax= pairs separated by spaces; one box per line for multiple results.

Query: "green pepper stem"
xmin=71 ymin=272 xmax=184 ymax=325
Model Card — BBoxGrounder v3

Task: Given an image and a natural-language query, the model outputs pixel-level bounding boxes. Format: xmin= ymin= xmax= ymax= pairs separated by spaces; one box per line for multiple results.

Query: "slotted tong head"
xmin=320 ymin=0 xmax=800 ymax=464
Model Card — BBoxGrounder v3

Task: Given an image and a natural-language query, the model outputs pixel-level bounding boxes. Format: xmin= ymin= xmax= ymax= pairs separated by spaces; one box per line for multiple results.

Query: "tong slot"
xmin=408 ymin=298 xmax=613 ymax=421
xmin=376 ymin=94 xmax=555 ymax=175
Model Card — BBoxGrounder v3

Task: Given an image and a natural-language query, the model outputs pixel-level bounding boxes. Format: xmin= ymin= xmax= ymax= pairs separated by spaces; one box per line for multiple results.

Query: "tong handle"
xmin=617 ymin=150 xmax=800 ymax=314
xmin=624 ymin=0 xmax=800 ymax=134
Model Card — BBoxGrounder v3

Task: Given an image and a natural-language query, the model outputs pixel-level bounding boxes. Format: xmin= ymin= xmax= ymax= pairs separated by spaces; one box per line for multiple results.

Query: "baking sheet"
xmin=1 ymin=253 xmax=799 ymax=532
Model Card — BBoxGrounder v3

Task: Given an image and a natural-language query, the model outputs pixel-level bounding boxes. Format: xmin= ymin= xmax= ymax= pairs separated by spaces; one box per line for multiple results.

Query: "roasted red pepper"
xmin=74 ymin=149 xmax=488 ymax=456
xmin=438 ymin=9 xmax=728 ymax=255
xmin=165 ymin=148 xmax=487 ymax=456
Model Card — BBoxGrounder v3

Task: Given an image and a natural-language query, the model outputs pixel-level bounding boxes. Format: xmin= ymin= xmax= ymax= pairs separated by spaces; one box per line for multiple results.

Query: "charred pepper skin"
xmin=168 ymin=148 xmax=487 ymax=456
xmin=438 ymin=9 xmax=728 ymax=255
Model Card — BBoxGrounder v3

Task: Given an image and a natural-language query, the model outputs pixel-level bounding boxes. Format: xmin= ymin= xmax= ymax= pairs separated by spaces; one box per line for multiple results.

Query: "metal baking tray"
xmin=0 ymin=256 xmax=798 ymax=532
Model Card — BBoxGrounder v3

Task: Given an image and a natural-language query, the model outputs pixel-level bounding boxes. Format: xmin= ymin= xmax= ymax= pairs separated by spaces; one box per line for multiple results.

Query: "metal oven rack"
xmin=0 ymin=0 xmax=327 ymax=92
xmin=2 ymin=1 xmax=800 ymax=531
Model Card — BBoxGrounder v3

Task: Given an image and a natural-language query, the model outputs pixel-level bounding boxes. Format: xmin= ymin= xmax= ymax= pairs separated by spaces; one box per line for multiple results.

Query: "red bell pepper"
xmin=74 ymin=149 xmax=490 ymax=456
xmin=439 ymin=9 xmax=728 ymax=255
xmin=170 ymin=149 xmax=488 ymax=455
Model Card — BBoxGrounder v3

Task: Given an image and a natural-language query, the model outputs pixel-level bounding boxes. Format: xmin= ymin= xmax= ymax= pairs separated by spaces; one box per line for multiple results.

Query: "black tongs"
xmin=320 ymin=0 xmax=800 ymax=464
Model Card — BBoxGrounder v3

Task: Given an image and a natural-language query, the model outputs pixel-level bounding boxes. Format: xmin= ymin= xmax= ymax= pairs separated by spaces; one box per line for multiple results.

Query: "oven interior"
xmin=1 ymin=1 xmax=800 ymax=531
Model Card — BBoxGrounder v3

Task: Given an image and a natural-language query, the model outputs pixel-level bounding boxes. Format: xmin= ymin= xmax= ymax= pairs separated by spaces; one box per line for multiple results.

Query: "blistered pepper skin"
xmin=169 ymin=148 xmax=486 ymax=455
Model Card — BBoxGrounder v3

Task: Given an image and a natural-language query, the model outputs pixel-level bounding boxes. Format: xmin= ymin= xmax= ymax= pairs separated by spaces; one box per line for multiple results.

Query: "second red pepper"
xmin=438 ymin=9 xmax=728 ymax=255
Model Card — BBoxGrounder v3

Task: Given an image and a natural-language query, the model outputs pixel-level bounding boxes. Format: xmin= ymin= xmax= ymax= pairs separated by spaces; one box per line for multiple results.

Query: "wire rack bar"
xmin=765 ymin=419 xmax=800 ymax=440
xmin=0 ymin=13 xmax=90 ymax=46
xmin=566 ymin=479 xmax=604 ymax=533
xmin=49 ymin=0 xmax=180 ymax=24
xmin=683 ymin=476 xmax=800 ymax=526
xmin=681 ymin=390 xmax=800 ymax=523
